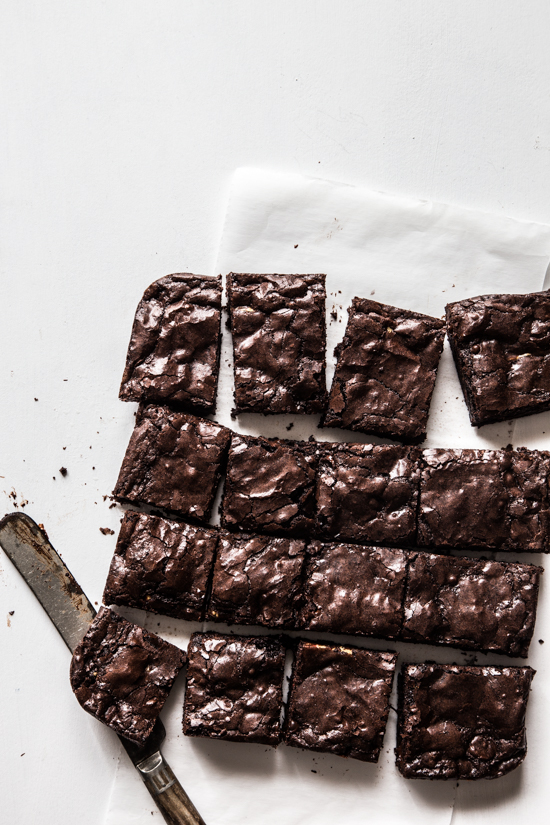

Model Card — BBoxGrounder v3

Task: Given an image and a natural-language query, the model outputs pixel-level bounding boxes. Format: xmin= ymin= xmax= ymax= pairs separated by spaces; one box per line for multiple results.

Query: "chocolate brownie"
xmin=227 ymin=273 xmax=327 ymax=414
xmin=284 ymin=641 xmax=397 ymax=762
xmin=396 ymin=663 xmax=535 ymax=780
xmin=182 ymin=632 xmax=286 ymax=746
xmin=70 ymin=607 xmax=186 ymax=745
xmin=322 ymin=298 xmax=445 ymax=443
xmin=299 ymin=541 xmax=408 ymax=640
xmin=418 ymin=447 xmax=550 ymax=552
xmin=207 ymin=532 xmax=307 ymax=628
xmin=103 ymin=511 xmax=219 ymax=621
xmin=401 ymin=551 xmax=543 ymax=657
xmin=119 ymin=273 xmax=222 ymax=414
xmin=221 ymin=434 xmax=328 ymax=538
xmin=446 ymin=290 xmax=550 ymax=427
xmin=113 ymin=405 xmax=231 ymax=521
xmin=316 ymin=443 xmax=420 ymax=546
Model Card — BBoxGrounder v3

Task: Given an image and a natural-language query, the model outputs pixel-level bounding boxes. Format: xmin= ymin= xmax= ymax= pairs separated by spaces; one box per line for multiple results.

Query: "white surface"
xmin=2 ymin=2 xmax=550 ymax=824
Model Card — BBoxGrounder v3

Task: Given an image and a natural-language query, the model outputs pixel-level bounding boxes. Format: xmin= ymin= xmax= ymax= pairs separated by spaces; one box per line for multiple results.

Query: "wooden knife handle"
xmin=136 ymin=752 xmax=206 ymax=825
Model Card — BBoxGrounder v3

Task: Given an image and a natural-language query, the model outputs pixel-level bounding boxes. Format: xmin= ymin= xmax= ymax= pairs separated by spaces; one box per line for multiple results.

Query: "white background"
xmin=2 ymin=2 xmax=550 ymax=824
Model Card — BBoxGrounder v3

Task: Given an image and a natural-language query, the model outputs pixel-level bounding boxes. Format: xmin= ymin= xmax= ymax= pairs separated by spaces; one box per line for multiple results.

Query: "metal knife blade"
xmin=0 ymin=512 xmax=206 ymax=825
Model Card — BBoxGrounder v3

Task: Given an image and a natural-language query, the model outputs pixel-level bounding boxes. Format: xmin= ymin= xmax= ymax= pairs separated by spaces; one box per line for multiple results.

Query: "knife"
xmin=0 ymin=512 xmax=206 ymax=825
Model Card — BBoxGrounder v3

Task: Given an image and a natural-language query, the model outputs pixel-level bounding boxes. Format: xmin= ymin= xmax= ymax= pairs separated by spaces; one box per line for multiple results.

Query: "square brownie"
xmin=446 ymin=290 xmax=550 ymax=427
xmin=207 ymin=532 xmax=307 ymax=628
xmin=103 ymin=511 xmax=219 ymax=621
xmin=182 ymin=632 xmax=286 ymax=746
xmin=401 ymin=551 xmax=543 ymax=657
xmin=316 ymin=443 xmax=420 ymax=546
xmin=284 ymin=641 xmax=397 ymax=762
xmin=396 ymin=663 xmax=535 ymax=780
xmin=221 ymin=433 xmax=328 ymax=538
xmin=70 ymin=607 xmax=186 ymax=745
xmin=119 ymin=273 xmax=222 ymax=414
xmin=227 ymin=273 xmax=327 ymax=414
xmin=113 ymin=405 xmax=232 ymax=521
xmin=299 ymin=541 xmax=408 ymax=640
xmin=322 ymin=297 xmax=445 ymax=443
xmin=418 ymin=447 xmax=550 ymax=552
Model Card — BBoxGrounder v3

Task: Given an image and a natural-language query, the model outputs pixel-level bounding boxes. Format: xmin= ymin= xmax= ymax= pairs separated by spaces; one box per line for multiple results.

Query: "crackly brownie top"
xmin=323 ymin=297 xmax=445 ymax=443
xmin=207 ymin=532 xmax=307 ymax=628
xmin=300 ymin=541 xmax=408 ymax=640
xmin=396 ymin=663 xmax=535 ymax=780
xmin=221 ymin=433 xmax=327 ymax=537
xmin=402 ymin=551 xmax=543 ymax=657
xmin=70 ymin=607 xmax=186 ymax=745
xmin=446 ymin=291 xmax=550 ymax=426
xmin=227 ymin=273 xmax=327 ymax=414
xmin=316 ymin=443 xmax=420 ymax=546
xmin=183 ymin=632 xmax=286 ymax=746
xmin=113 ymin=405 xmax=231 ymax=520
xmin=418 ymin=447 xmax=550 ymax=552
xmin=103 ymin=511 xmax=219 ymax=621
xmin=119 ymin=273 xmax=222 ymax=412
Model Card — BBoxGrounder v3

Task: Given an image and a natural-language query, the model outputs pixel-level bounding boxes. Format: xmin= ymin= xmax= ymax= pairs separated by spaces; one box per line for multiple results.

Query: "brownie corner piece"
xmin=227 ymin=272 xmax=327 ymax=415
xmin=113 ymin=405 xmax=232 ymax=521
xmin=322 ymin=297 xmax=445 ymax=443
xmin=446 ymin=290 xmax=550 ymax=427
xmin=69 ymin=606 xmax=186 ymax=745
xmin=284 ymin=640 xmax=397 ymax=762
xmin=183 ymin=632 xmax=286 ymax=746
xmin=396 ymin=663 xmax=535 ymax=780
xmin=119 ymin=272 xmax=223 ymax=414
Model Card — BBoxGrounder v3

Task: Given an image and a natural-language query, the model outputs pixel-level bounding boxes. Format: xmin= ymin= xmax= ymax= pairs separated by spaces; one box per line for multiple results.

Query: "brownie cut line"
xmin=119 ymin=273 xmax=223 ymax=414
xmin=227 ymin=272 xmax=327 ymax=415
xmin=284 ymin=641 xmax=397 ymax=762
xmin=70 ymin=607 xmax=186 ymax=745
xmin=103 ymin=511 xmax=219 ymax=622
xmin=322 ymin=297 xmax=445 ymax=443
xmin=396 ymin=663 xmax=535 ymax=780
xmin=446 ymin=290 xmax=550 ymax=427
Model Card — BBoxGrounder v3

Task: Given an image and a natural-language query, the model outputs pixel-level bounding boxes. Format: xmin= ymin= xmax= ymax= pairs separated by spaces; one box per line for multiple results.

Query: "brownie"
xmin=70 ymin=607 xmax=186 ymax=745
xmin=227 ymin=273 xmax=327 ymax=414
xmin=401 ymin=551 xmax=543 ymax=657
xmin=119 ymin=273 xmax=222 ymax=414
xmin=182 ymin=632 xmax=286 ymax=746
xmin=221 ymin=433 xmax=328 ymax=538
xmin=113 ymin=405 xmax=232 ymax=521
xmin=207 ymin=532 xmax=307 ymax=628
xmin=299 ymin=541 xmax=408 ymax=640
xmin=396 ymin=663 xmax=535 ymax=780
xmin=316 ymin=443 xmax=420 ymax=546
xmin=322 ymin=298 xmax=445 ymax=443
xmin=418 ymin=447 xmax=550 ymax=552
xmin=446 ymin=290 xmax=550 ymax=427
xmin=103 ymin=511 xmax=219 ymax=621
xmin=284 ymin=641 xmax=397 ymax=762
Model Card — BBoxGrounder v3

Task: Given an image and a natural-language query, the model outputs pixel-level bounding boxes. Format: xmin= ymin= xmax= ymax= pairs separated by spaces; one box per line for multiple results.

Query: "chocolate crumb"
xmin=99 ymin=527 xmax=115 ymax=536
xmin=59 ymin=467 xmax=67 ymax=477
xmin=286 ymin=423 xmax=294 ymax=431
xmin=294 ymin=244 xmax=299 ymax=248
xmin=9 ymin=610 xmax=14 ymax=616
xmin=539 ymin=639 xmax=544 ymax=644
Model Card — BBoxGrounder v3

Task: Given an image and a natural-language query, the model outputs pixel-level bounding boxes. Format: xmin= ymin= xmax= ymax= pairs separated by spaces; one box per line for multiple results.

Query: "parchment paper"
xmin=106 ymin=168 xmax=550 ymax=825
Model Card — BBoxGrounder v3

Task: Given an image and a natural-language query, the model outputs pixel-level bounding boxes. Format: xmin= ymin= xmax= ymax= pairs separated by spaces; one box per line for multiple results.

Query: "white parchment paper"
xmin=106 ymin=168 xmax=550 ymax=825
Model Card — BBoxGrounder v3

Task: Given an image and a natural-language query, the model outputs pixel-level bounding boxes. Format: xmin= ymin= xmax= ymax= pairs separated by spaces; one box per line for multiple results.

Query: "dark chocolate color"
xmin=446 ymin=290 xmax=550 ymax=427
xmin=182 ymin=632 xmax=286 ymax=746
xmin=103 ymin=511 xmax=219 ymax=621
xmin=113 ymin=405 xmax=231 ymax=521
xmin=207 ymin=532 xmax=307 ymax=628
xmin=119 ymin=273 xmax=222 ymax=414
xmin=70 ymin=607 xmax=186 ymax=745
xmin=401 ymin=551 xmax=543 ymax=657
xmin=285 ymin=641 xmax=397 ymax=762
xmin=396 ymin=663 xmax=535 ymax=780
xmin=227 ymin=273 xmax=327 ymax=414
xmin=322 ymin=297 xmax=445 ymax=443
xmin=418 ymin=447 xmax=550 ymax=552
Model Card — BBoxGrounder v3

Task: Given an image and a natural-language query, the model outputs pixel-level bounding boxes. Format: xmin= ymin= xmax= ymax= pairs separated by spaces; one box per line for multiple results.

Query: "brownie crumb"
xmin=286 ymin=423 xmax=294 ymax=431
xmin=59 ymin=467 xmax=68 ymax=477
xmin=100 ymin=527 xmax=115 ymax=535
